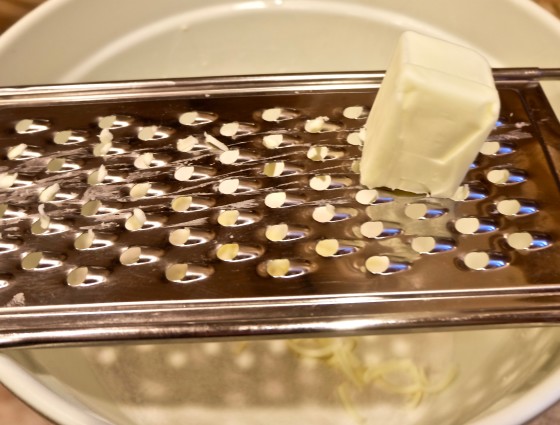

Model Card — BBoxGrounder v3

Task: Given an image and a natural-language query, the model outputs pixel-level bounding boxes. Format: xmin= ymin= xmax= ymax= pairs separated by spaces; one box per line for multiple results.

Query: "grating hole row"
xmin=0 ymin=98 xmax=554 ymax=295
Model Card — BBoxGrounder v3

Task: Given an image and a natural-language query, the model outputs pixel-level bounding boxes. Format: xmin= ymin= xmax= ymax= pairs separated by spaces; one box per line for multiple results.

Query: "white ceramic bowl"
xmin=1 ymin=1 xmax=560 ymax=424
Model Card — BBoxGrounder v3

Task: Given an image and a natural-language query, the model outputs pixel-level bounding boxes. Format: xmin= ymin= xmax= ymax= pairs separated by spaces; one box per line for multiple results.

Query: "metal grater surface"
xmin=1 ymin=71 xmax=560 ymax=348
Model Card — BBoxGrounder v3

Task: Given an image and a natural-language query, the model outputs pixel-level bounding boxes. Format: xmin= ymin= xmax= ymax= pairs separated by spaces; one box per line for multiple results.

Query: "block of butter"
xmin=359 ymin=31 xmax=500 ymax=198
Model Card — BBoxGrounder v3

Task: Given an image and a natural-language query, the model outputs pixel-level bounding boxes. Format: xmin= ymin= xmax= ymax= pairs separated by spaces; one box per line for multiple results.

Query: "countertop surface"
xmin=0 ymin=0 xmax=559 ymax=424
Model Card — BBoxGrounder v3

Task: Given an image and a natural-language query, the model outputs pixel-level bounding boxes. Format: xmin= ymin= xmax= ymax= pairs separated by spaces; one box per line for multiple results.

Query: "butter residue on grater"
xmin=0 ymin=69 xmax=560 ymax=348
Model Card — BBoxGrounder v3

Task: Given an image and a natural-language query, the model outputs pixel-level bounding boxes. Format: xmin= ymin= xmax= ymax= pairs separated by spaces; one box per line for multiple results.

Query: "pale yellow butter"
xmin=360 ymin=31 xmax=500 ymax=198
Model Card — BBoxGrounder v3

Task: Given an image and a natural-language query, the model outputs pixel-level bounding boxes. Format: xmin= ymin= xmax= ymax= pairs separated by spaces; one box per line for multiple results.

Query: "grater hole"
xmin=21 ymin=252 xmax=43 ymax=270
xmin=87 ymin=165 xmax=108 ymax=185
xmin=219 ymin=149 xmax=240 ymax=165
xmin=0 ymin=172 xmax=18 ymax=189
xmin=304 ymin=117 xmax=328 ymax=133
xmin=262 ymin=134 xmax=284 ymax=149
xmin=315 ymin=239 xmax=340 ymax=257
xmin=412 ymin=237 xmax=454 ymax=254
xmin=365 ymin=256 xmax=409 ymax=275
xmin=174 ymin=166 xmax=195 ymax=182
xmin=505 ymin=232 xmax=533 ymax=250
xmin=129 ymin=183 xmax=152 ymax=201
xmin=312 ymin=204 xmax=335 ymax=223
xmin=218 ymin=178 xmax=239 ymax=195
xmin=496 ymin=199 xmax=537 ymax=216
xmin=455 ymin=217 xmax=479 ymax=235
xmin=264 ymin=192 xmax=286 ymax=208
xmin=263 ymin=161 xmax=285 ymax=177
xmin=355 ymin=189 xmax=378 ymax=205
xmin=507 ymin=232 xmax=551 ymax=250
xmin=346 ymin=128 xmax=366 ymax=146
xmin=266 ymin=259 xmax=311 ymax=278
xmin=464 ymin=252 xmax=488 ymax=270
xmin=138 ymin=126 xmax=173 ymax=141
xmin=97 ymin=115 xmax=132 ymax=130
xmin=361 ymin=221 xmax=399 ymax=239
xmin=454 ymin=217 xmax=497 ymax=235
xmin=177 ymin=136 xmax=198 ymax=152
xmin=411 ymin=237 xmax=436 ymax=254
xmin=169 ymin=228 xmax=190 ymax=246
xmin=261 ymin=108 xmax=282 ymax=122
xmin=165 ymin=263 xmax=189 ymax=282
xmin=171 ymin=196 xmax=193 ymax=212
xmin=93 ymin=140 xmax=112 ymax=157
xmin=265 ymin=259 xmax=291 ymax=277
xmin=463 ymin=252 xmax=508 ymax=271
xmin=480 ymin=141 xmax=515 ymax=156
xmin=220 ymin=122 xmax=239 ymax=137
xmin=261 ymin=107 xmax=299 ymax=122
xmin=178 ymin=111 xmax=217 ymax=126
xmin=307 ymin=146 xmax=329 ymax=162
xmin=6 ymin=143 xmax=28 ymax=160
xmin=480 ymin=141 xmax=500 ymax=155
xmin=74 ymin=230 xmax=95 ymax=250
xmin=38 ymin=184 xmax=60 ymax=203
xmin=134 ymin=153 xmax=155 ymax=169
xmin=67 ymin=267 xmax=88 ymax=286
xmin=309 ymin=175 xmax=331 ymax=191
xmin=342 ymin=106 xmax=368 ymax=120
xmin=404 ymin=203 xmax=446 ymax=220
xmin=15 ymin=119 xmax=50 ymax=134
xmin=217 ymin=210 xmax=239 ymax=226
xmin=216 ymin=243 xmax=240 ymax=261
xmin=98 ymin=115 xmax=133 ymax=129
xmin=404 ymin=203 xmax=427 ymax=220
xmin=304 ymin=117 xmax=340 ymax=133
xmin=69 ymin=267 xmax=106 ymax=286
xmin=265 ymin=224 xmax=289 ymax=242
xmin=54 ymin=130 xmax=87 ymax=145
xmin=486 ymin=168 xmax=526 ymax=185
xmin=166 ymin=264 xmax=210 ymax=283
xmin=125 ymin=208 xmax=147 ymax=231
xmin=119 ymin=247 xmax=142 ymax=265
xmin=452 ymin=183 xmax=489 ymax=202
xmin=21 ymin=252 xmax=60 ymax=271
xmin=81 ymin=200 xmax=102 ymax=217
xmin=346 ymin=132 xmax=362 ymax=146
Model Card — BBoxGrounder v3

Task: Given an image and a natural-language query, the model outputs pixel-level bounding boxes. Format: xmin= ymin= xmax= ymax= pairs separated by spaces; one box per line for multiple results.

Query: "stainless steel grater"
xmin=1 ymin=69 xmax=560 ymax=349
